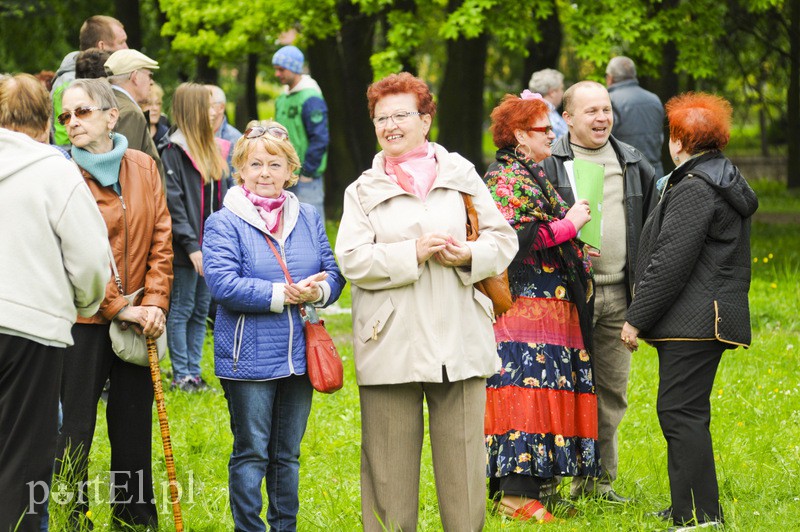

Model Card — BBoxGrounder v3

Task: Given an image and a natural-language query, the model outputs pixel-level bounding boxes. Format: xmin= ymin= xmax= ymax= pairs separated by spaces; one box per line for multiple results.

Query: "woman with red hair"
xmin=483 ymin=91 xmax=598 ymax=522
xmin=336 ymin=73 xmax=518 ymax=531
xmin=622 ymin=92 xmax=758 ymax=529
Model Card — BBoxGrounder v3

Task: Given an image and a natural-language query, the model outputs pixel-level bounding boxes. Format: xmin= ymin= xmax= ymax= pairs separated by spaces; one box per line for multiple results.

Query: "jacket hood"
xmin=56 ymin=52 xmax=79 ymax=76
xmin=354 ymin=142 xmax=481 ymax=214
xmin=550 ymin=133 xmax=645 ymax=166
xmin=0 ymin=128 xmax=69 ymax=182
xmin=287 ymin=75 xmax=322 ymax=95
xmin=222 ymin=186 xmax=301 ymax=240
xmin=679 ymin=152 xmax=759 ymax=218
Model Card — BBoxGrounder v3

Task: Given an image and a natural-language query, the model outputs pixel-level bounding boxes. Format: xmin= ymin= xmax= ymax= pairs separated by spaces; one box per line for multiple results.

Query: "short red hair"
xmin=489 ymin=94 xmax=549 ymax=149
xmin=666 ymin=92 xmax=732 ymax=154
xmin=366 ymin=72 xmax=436 ymax=119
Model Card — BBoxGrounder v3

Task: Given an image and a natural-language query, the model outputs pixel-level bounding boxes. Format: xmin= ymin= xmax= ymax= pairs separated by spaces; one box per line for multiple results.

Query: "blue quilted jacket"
xmin=203 ymin=187 xmax=344 ymax=380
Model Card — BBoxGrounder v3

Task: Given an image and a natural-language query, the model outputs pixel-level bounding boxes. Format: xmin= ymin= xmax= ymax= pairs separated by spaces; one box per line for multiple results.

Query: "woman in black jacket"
xmin=162 ymin=82 xmax=231 ymax=392
xmin=621 ymin=93 xmax=758 ymax=530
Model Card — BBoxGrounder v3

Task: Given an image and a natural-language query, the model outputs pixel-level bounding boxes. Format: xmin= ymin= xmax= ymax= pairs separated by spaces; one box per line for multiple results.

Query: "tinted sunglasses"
xmin=57 ymin=106 xmax=110 ymax=126
xmin=244 ymin=126 xmax=289 ymax=141
xmin=530 ymin=125 xmax=554 ymax=134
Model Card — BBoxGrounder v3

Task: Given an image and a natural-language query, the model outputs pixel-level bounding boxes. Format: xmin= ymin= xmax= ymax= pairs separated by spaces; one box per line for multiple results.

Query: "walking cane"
xmin=147 ymin=337 xmax=184 ymax=531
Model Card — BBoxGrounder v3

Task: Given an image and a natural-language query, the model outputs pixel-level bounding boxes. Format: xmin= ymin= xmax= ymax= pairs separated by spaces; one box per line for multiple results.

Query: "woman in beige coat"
xmin=335 ymin=72 xmax=517 ymax=531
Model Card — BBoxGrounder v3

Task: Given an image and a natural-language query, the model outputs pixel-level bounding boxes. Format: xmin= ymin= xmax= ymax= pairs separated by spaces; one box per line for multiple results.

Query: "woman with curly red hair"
xmin=483 ymin=91 xmax=598 ymax=522
xmin=336 ymin=72 xmax=518 ymax=530
xmin=622 ymin=92 xmax=758 ymax=529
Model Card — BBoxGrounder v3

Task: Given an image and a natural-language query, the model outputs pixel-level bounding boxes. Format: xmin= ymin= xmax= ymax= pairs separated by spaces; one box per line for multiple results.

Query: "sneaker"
xmin=192 ymin=376 xmax=210 ymax=392
xmin=171 ymin=376 xmax=196 ymax=392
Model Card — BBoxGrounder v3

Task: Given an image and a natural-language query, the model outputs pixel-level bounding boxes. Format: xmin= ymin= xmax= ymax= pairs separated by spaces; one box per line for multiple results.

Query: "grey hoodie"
xmin=0 ymin=128 xmax=109 ymax=346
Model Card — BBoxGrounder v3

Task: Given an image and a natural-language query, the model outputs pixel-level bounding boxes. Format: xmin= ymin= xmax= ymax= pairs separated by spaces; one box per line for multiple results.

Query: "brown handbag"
xmin=265 ymin=235 xmax=343 ymax=393
xmin=462 ymin=192 xmax=513 ymax=316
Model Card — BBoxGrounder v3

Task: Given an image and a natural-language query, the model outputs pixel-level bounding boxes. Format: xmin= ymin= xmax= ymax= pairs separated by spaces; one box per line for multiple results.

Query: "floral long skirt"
xmin=485 ymin=263 xmax=600 ymax=482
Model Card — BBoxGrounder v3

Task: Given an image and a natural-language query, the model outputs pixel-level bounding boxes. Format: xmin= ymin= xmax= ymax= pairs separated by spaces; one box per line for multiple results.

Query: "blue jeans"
xmin=287 ymin=177 xmax=325 ymax=223
xmin=167 ymin=266 xmax=211 ymax=380
xmin=221 ymin=376 xmax=313 ymax=532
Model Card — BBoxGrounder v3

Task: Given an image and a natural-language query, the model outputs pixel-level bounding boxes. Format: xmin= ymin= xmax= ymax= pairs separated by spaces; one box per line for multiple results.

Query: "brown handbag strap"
xmin=264 ymin=233 xmax=308 ymax=319
xmin=461 ymin=192 xmax=479 ymax=242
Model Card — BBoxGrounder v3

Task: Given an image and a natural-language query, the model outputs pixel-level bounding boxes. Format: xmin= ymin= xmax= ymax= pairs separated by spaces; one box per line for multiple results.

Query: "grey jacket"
xmin=626 ymin=152 xmax=758 ymax=347
xmin=608 ymin=79 xmax=665 ymax=177
xmin=540 ymin=134 xmax=657 ymax=299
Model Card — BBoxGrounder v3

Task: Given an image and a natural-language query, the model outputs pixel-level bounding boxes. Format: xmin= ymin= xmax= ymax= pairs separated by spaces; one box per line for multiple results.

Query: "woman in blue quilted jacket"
xmin=202 ymin=120 xmax=344 ymax=531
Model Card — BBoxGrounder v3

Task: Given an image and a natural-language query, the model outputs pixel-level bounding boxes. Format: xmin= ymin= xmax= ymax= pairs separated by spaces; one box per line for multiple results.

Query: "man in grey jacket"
xmin=606 ymin=56 xmax=665 ymax=177
xmin=539 ymin=80 xmax=657 ymax=503
xmin=0 ymin=74 xmax=109 ymax=531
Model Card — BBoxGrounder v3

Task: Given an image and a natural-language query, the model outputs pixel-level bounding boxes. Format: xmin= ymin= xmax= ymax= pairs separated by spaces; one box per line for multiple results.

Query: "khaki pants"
xmin=359 ymin=377 xmax=487 ymax=531
xmin=571 ymin=283 xmax=631 ymax=496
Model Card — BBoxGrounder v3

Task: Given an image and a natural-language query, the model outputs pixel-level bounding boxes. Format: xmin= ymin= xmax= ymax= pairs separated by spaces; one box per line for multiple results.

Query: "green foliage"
xmin=559 ymin=0 xmax=728 ymax=79
xmin=158 ymin=0 xmax=341 ymax=64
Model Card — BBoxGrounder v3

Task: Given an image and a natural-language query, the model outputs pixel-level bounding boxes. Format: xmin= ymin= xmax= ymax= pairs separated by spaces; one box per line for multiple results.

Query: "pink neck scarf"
xmin=384 ymin=142 xmax=437 ymax=199
xmin=242 ymin=186 xmax=287 ymax=233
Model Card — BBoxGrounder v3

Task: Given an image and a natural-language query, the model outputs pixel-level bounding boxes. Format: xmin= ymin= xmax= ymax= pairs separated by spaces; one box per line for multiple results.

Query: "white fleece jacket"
xmin=0 ymin=128 xmax=110 ymax=346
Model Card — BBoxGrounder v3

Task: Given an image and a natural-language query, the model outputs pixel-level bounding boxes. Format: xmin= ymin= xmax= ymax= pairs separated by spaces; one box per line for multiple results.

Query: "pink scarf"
xmin=242 ymin=186 xmax=287 ymax=233
xmin=384 ymin=142 xmax=437 ymax=199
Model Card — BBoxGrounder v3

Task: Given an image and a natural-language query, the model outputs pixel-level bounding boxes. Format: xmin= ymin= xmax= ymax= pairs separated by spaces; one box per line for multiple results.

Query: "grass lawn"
xmin=50 ymin=180 xmax=799 ymax=531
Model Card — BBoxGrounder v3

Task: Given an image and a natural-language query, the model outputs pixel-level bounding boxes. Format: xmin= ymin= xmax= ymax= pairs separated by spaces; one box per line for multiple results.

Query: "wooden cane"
xmin=147 ymin=337 xmax=184 ymax=531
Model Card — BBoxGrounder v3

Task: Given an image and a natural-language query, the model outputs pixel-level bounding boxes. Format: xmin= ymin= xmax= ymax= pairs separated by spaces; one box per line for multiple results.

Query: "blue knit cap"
xmin=272 ymin=46 xmax=304 ymax=74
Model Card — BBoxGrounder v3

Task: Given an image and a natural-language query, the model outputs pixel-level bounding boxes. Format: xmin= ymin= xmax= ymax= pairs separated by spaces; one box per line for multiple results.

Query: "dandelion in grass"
xmin=771 ymin=283 xmax=778 ymax=289
xmin=763 ymin=257 xmax=769 ymax=263
xmin=769 ymin=253 xmax=774 ymax=259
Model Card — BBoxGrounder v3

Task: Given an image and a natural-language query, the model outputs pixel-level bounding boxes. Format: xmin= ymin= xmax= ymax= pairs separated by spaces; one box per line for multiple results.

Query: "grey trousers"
xmin=571 ymin=283 xmax=631 ymax=496
xmin=359 ymin=377 xmax=487 ymax=532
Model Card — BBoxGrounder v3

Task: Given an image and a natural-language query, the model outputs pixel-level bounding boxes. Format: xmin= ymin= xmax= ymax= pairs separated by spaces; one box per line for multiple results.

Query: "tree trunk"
xmin=520 ymin=1 xmax=562 ymax=89
xmin=788 ymin=0 xmax=800 ymax=188
xmin=438 ymin=1 xmax=489 ymax=171
xmin=234 ymin=54 xmax=258 ymax=132
xmin=115 ymin=0 xmax=141 ymax=50
xmin=307 ymin=1 xmax=377 ymax=217
xmin=196 ymin=56 xmax=219 ymax=85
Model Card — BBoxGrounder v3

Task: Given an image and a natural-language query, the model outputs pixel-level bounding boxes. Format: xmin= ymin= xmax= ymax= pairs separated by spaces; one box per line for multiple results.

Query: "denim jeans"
xmin=221 ymin=375 xmax=313 ymax=532
xmin=167 ymin=265 xmax=212 ymax=380
xmin=287 ymin=176 xmax=325 ymax=223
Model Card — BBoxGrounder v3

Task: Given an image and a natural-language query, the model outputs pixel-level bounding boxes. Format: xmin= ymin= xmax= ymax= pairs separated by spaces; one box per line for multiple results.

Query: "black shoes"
xmin=596 ymin=490 xmax=632 ymax=504
xmin=570 ymin=489 xmax=632 ymax=504
xmin=649 ymin=506 xmax=673 ymax=520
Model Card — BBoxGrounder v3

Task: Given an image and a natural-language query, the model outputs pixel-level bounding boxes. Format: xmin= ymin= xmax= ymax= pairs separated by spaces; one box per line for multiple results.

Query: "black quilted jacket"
xmin=626 ymin=152 xmax=758 ymax=347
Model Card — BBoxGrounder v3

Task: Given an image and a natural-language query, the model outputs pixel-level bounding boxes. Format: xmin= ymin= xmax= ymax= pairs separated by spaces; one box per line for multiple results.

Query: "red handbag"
xmin=265 ymin=235 xmax=343 ymax=393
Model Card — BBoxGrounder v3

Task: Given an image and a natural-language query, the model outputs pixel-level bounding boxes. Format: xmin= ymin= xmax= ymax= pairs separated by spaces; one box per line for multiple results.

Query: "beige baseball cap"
xmin=104 ymin=49 xmax=159 ymax=76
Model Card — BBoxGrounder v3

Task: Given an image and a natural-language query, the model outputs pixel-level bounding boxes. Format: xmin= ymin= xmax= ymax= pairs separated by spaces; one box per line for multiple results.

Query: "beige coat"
xmin=336 ymin=144 xmax=518 ymax=386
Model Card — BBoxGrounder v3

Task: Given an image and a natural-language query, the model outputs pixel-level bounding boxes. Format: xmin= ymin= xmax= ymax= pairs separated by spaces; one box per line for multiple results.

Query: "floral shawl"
xmin=484 ymin=147 xmax=595 ymax=351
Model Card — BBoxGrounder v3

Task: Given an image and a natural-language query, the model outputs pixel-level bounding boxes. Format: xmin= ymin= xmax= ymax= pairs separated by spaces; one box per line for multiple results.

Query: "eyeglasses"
xmin=244 ymin=125 xmax=289 ymax=141
xmin=372 ymin=111 xmax=423 ymax=128
xmin=56 ymin=106 xmax=110 ymax=126
xmin=530 ymin=125 xmax=554 ymax=134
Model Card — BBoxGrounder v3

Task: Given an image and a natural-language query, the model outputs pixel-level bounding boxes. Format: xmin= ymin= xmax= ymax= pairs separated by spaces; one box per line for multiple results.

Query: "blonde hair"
xmin=231 ymin=120 xmax=301 ymax=186
xmin=171 ymin=82 xmax=228 ymax=183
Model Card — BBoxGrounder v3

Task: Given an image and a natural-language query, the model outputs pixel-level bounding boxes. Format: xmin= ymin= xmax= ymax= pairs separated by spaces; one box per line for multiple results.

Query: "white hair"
xmin=528 ymin=68 xmax=564 ymax=94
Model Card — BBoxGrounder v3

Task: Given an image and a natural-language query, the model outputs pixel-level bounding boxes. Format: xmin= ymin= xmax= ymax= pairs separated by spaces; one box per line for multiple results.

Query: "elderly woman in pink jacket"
xmin=335 ymin=72 xmax=518 ymax=531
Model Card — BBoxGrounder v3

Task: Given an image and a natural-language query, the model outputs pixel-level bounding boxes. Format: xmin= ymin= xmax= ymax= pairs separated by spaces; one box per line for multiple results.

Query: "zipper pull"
xmin=119 ymin=195 xmax=127 ymax=210
xmin=372 ymin=320 xmax=381 ymax=341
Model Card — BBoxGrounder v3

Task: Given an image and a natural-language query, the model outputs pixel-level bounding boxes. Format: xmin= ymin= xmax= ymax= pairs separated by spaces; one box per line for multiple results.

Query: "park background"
xmin=2 ymin=0 xmax=799 ymax=529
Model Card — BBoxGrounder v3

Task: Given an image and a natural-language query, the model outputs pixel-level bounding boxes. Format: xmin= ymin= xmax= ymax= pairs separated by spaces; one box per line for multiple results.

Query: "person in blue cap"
xmin=272 ymin=45 xmax=330 ymax=221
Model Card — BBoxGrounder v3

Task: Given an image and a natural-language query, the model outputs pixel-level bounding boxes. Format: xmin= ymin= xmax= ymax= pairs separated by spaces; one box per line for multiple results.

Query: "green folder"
xmin=572 ymin=159 xmax=604 ymax=250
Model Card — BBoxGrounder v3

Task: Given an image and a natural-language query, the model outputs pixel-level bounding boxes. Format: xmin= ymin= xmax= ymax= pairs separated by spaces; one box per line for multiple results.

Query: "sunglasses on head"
xmin=244 ymin=126 xmax=289 ymax=141
xmin=57 ymin=106 xmax=110 ymax=126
